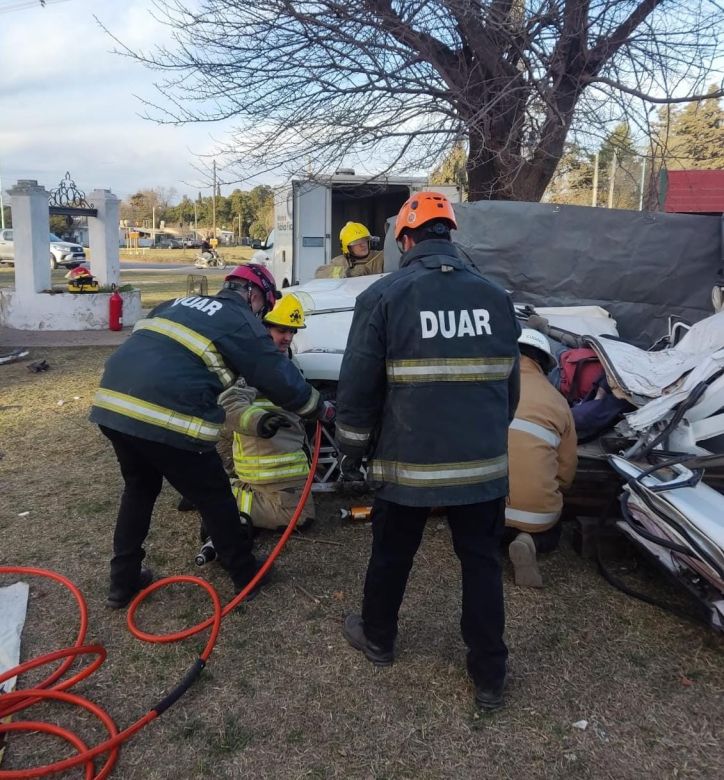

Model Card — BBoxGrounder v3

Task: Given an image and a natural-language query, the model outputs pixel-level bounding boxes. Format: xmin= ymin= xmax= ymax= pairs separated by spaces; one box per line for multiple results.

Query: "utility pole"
xmin=638 ymin=156 xmax=647 ymax=211
xmin=0 ymin=167 xmax=4 ymax=230
xmin=607 ymin=150 xmax=617 ymax=209
xmin=591 ymin=152 xmax=599 ymax=207
xmin=152 ymin=206 xmax=156 ymax=239
xmin=212 ymin=159 xmax=217 ymax=239
xmin=193 ymin=201 xmax=198 ymax=235
xmin=238 ymin=213 xmax=242 ymax=243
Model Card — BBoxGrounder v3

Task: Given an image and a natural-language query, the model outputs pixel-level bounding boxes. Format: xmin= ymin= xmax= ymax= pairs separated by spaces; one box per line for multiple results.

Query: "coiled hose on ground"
xmin=0 ymin=423 xmax=322 ymax=779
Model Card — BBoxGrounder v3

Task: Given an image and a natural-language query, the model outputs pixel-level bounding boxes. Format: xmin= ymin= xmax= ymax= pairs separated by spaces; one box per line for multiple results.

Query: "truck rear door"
xmin=294 ymin=181 xmax=330 ymax=283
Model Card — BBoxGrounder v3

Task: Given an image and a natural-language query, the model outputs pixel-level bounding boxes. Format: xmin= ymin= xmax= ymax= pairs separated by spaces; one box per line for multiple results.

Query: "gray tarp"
xmin=385 ymin=201 xmax=723 ymax=347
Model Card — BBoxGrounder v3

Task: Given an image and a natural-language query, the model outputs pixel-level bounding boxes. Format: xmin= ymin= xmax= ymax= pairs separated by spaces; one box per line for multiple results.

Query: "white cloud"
xmin=0 ymin=0 xmax=246 ymax=200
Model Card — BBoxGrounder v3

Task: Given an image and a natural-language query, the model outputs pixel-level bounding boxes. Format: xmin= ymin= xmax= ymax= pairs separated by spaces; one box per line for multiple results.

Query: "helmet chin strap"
xmin=245 ymin=284 xmax=265 ymax=318
xmin=246 ymin=282 xmax=271 ymax=320
xmin=347 ymin=242 xmax=370 ymax=263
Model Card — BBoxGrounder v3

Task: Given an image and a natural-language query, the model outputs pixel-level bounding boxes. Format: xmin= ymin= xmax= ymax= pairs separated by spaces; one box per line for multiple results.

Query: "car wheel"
xmin=50 ymin=254 xmax=58 ymax=270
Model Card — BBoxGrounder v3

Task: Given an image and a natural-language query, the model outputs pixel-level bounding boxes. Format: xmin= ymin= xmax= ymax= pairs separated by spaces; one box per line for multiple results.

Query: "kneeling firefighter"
xmin=203 ymin=293 xmax=321 ymax=543
xmin=90 ymin=263 xmax=332 ymax=608
xmin=314 ymin=222 xmax=384 ymax=279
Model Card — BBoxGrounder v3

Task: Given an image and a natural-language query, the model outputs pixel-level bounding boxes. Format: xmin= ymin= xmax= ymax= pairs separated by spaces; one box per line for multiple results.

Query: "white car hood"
xmin=288 ymin=274 xmax=619 ymax=383
xmin=290 ymin=275 xmax=383 ymax=380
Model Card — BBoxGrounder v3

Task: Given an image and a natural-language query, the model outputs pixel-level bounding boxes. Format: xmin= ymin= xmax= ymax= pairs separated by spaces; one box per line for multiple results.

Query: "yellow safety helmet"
xmin=263 ymin=293 xmax=306 ymax=329
xmin=340 ymin=221 xmax=371 ymax=255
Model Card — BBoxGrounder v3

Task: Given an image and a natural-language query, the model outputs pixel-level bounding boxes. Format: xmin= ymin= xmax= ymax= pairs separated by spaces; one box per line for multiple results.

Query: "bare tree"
xmin=114 ymin=1 xmax=723 ymax=201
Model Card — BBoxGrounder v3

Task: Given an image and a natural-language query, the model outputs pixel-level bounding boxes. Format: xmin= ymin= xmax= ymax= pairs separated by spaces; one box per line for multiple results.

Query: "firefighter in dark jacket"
xmin=336 ymin=192 xmax=521 ymax=712
xmin=90 ymin=263 xmax=332 ymax=609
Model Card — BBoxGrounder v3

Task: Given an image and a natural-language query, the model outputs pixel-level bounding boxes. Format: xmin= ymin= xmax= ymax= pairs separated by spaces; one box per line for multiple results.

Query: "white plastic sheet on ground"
xmin=0 ymin=582 xmax=30 ymax=695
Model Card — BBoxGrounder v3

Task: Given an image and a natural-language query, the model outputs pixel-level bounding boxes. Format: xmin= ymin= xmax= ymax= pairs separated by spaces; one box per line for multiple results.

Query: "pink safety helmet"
xmin=224 ymin=263 xmax=281 ymax=313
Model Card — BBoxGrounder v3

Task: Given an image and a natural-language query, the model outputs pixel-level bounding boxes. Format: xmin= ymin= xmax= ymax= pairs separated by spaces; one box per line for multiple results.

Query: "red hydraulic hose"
xmin=0 ymin=423 xmax=322 ymax=779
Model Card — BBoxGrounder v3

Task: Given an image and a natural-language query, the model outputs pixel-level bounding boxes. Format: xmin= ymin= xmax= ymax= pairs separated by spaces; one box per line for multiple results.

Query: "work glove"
xmin=257 ymin=412 xmax=292 ymax=439
xmin=338 ymin=455 xmax=367 ymax=495
xmin=317 ymin=399 xmax=336 ymax=425
xmin=339 ymin=455 xmax=365 ymax=483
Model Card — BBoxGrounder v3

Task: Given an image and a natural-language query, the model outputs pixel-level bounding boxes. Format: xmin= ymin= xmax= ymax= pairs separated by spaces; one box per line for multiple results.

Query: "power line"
xmin=0 ymin=0 xmax=72 ymax=16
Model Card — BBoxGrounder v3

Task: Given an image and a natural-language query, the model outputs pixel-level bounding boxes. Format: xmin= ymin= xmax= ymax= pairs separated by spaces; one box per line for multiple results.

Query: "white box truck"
xmin=252 ymin=172 xmax=460 ymax=287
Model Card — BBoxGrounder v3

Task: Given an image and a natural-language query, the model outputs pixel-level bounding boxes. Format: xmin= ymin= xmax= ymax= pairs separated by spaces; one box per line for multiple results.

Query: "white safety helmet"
xmin=518 ymin=328 xmax=556 ymax=372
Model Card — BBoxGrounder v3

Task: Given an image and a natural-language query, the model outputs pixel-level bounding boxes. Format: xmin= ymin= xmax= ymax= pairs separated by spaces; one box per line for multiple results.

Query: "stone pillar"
xmin=88 ymin=189 xmax=120 ymax=287
xmin=8 ymin=180 xmax=51 ymax=296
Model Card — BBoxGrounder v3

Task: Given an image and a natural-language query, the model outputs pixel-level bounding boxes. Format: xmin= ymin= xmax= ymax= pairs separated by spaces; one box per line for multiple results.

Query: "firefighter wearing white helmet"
xmin=209 ymin=293 xmax=317 ymax=535
xmin=505 ymin=328 xmax=577 ymax=588
xmin=314 ymin=221 xmax=384 ymax=278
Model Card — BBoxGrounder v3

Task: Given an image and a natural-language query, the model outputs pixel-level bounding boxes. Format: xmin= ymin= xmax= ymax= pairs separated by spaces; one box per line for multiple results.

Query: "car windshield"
xmin=49 ymin=233 xmax=62 ymax=242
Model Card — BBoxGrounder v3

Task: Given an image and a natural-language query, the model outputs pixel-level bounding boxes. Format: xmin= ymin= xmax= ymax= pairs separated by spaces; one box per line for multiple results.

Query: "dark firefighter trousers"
xmin=100 ymin=426 xmax=257 ymax=590
xmin=362 ymin=496 xmax=508 ymax=690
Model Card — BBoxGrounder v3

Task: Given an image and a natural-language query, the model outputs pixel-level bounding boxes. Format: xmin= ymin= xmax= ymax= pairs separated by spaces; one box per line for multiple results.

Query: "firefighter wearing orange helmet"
xmin=335 ymin=192 xmax=521 ymax=713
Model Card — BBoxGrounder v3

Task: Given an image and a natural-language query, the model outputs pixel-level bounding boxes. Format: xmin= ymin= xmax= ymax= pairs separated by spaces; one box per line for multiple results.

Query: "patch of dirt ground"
xmin=0 ymin=348 xmax=722 ymax=779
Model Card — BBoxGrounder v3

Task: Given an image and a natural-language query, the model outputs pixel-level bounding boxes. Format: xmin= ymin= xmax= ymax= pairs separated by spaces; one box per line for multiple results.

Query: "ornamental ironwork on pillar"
xmin=48 ymin=172 xmax=98 ymax=218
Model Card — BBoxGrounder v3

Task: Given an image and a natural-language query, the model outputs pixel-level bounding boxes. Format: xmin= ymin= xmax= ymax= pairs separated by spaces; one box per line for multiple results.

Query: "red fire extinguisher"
xmin=109 ymin=284 xmax=123 ymax=331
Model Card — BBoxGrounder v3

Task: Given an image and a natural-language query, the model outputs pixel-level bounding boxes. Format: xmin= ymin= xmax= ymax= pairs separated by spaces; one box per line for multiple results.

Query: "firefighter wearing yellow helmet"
xmin=204 ymin=293 xmax=317 ymax=538
xmin=314 ymin=221 xmax=384 ymax=279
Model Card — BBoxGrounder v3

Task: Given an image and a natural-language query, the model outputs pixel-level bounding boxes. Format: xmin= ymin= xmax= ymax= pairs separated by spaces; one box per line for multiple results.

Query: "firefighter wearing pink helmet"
xmin=223 ymin=263 xmax=281 ymax=317
xmin=91 ymin=262 xmax=333 ymax=608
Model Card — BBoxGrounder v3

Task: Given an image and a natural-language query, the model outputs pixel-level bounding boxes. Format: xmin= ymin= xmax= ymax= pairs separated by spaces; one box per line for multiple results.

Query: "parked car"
xmin=250 ymin=238 xmax=262 ymax=249
xmin=0 ymin=229 xmax=86 ymax=269
xmin=155 ymin=235 xmax=184 ymax=249
xmin=182 ymin=236 xmax=201 ymax=249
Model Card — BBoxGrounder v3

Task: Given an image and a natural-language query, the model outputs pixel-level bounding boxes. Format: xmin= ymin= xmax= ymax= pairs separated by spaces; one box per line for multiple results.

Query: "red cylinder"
xmin=109 ymin=286 xmax=123 ymax=331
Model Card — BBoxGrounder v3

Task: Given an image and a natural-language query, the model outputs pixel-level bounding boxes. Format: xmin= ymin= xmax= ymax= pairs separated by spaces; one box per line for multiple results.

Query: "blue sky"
xmin=0 ymin=0 xmax=252 ymax=201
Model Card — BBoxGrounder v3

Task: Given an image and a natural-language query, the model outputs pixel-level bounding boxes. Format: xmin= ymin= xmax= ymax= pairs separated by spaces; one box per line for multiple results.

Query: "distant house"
xmin=660 ymin=169 xmax=724 ymax=216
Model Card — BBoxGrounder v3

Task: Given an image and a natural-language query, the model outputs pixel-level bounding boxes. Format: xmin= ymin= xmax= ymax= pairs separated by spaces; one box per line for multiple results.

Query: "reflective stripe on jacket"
xmin=506 ymin=356 xmax=578 ymax=532
xmin=90 ymin=290 xmax=317 ymax=451
xmin=219 ymin=381 xmax=310 ymax=486
xmin=336 ymin=239 xmax=521 ymax=507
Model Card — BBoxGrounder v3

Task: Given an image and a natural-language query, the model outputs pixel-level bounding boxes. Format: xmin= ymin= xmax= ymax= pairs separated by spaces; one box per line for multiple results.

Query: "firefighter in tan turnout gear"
xmin=314 ymin=221 xmax=384 ymax=279
xmin=214 ymin=294 xmax=317 ymax=533
xmin=505 ymin=328 xmax=578 ymax=588
xmin=335 ymin=191 xmax=521 ymax=712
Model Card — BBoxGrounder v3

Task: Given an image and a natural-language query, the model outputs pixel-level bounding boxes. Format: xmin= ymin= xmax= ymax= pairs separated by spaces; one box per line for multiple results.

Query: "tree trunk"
xmin=466 ymin=131 xmax=513 ymax=201
xmin=466 ymin=113 xmax=572 ymax=202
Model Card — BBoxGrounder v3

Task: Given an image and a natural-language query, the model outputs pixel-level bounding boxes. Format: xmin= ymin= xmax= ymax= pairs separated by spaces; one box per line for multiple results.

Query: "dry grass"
xmin=1 ymin=348 xmax=723 ymax=779
xmin=117 ymin=247 xmax=256 ymax=265
xmin=0 ymin=263 xmax=241 ymax=310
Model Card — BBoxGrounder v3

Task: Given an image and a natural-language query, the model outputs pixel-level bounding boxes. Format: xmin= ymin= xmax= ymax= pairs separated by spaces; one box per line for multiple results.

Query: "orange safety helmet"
xmin=394 ymin=191 xmax=457 ymax=240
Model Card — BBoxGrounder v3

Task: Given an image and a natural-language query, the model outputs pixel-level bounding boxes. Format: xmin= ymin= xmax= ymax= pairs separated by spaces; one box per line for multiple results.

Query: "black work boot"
xmin=177 ymin=496 xmax=197 ymax=512
xmin=105 ymin=568 xmax=154 ymax=610
xmin=342 ymin=614 xmax=394 ymax=666
xmin=234 ymin=560 xmax=273 ymax=603
xmin=474 ymin=682 xmax=505 ymax=712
